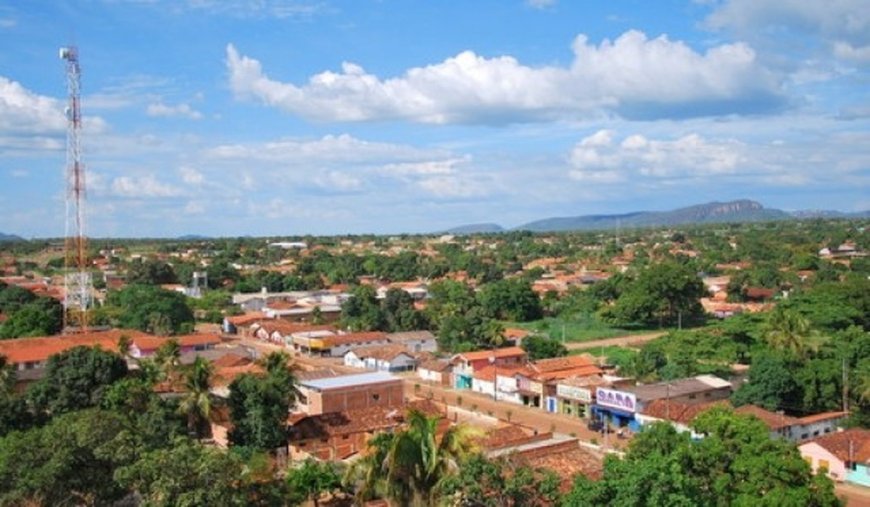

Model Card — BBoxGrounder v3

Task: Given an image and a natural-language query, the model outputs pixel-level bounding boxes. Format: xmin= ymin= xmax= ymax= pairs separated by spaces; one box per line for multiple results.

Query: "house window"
xmin=818 ymin=459 xmax=830 ymax=471
xmin=372 ymin=394 xmax=380 ymax=401
xmin=688 ymin=394 xmax=696 ymax=400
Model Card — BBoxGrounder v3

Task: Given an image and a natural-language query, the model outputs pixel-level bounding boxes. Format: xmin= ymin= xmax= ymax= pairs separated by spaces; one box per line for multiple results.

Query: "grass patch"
xmin=506 ymin=313 xmax=653 ymax=343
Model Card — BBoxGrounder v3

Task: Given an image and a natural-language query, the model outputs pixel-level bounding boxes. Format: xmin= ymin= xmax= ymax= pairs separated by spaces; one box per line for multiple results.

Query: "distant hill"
xmin=445 ymin=200 xmax=806 ymax=234
xmin=789 ymin=209 xmax=870 ymax=219
xmin=0 ymin=232 xmax=24 ymax=242
xmin=176 ymin=234 xmax=211 ymax=240
xmin=445 ymin=223 xmax=505 ymax=234
xmin=516 ymin=200 xmax=790 ymax=232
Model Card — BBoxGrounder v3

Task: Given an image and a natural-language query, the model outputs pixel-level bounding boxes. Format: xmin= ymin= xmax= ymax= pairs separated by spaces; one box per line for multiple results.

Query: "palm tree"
xmin=764 ymin=307 xmax=822 ymax=359
xmin=0 ymin=354 xmax=16 ymax=399
xmin=855 ymin=360 xmax=870 ymax=404
xmin=178 ymin=356 xmax=214 ymax=439
xmin=347 ymin=410 xmax=481 ymax=506
xmin=258 ymin=350 xmax=292 ymax=376
xmin=154 ymin=338 xmax=181 ymax=381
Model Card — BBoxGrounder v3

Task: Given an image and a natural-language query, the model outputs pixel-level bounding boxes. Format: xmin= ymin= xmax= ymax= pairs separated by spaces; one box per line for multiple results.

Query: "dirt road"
xmin=565 ymin=331 xmax=667 ymax=351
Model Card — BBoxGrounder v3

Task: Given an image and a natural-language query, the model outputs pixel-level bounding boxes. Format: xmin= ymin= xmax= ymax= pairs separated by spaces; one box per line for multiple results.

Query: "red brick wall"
xmin=310 ymin=380 xmax=405 ymax=415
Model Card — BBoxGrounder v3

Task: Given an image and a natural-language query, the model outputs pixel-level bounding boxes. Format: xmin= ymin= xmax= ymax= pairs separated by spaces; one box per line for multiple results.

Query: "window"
xmin=818 ymin=459 xmax=830 ymax=471
xmin=372 ymin=394 xmax=380 ymax=401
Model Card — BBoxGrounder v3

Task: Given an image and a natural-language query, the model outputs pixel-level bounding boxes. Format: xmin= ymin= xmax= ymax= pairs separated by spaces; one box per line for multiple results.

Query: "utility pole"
xmin=843 ymin=357 xmax=849 ymax=414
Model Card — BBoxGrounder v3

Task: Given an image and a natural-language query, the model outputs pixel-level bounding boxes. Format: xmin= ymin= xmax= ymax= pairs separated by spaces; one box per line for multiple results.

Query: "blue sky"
xmin=1 ymin=0 xmax=868 ymax=237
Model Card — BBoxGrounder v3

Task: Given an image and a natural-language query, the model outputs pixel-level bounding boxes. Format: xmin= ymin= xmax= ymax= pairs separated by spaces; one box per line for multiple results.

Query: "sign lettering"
xmin=596 ymin=387 xmax=636 ymax=413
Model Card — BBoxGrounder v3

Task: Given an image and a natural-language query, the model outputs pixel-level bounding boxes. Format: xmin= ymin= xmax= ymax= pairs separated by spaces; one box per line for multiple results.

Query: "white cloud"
xmin=417 ymin=176 xmax=487 ymax=198
xmin=207 ymin=133 xmax=445 ymax=164
xmin=378 ymin=156 xmax=470 ymax=176
xmin=179 ymin=166 xmax=205 ymax=185
xmin=314 ymin=170 xmax=362 ymax=191
xmin=226 ymin=31 xmax=783 ymax=124
xmin=527 ymin=0 xmax=556 ymax=9
xmin=146 ymin=101 xmax=203 ymax=119
xmin=0 ymin=76 xmax=66 ymax=135
xmin=833 ymin=41 xmax=870 ymax=63
xmin=110 ymin=175 xmax=183 ymax=198
xmin=569 ymin=130 xmax=744 ymax=182
xmin=706 ymin=0 xmax=870 ymax=65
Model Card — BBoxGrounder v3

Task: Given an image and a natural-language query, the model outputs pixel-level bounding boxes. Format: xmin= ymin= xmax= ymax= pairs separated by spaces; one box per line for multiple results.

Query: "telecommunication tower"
xmin=60 ymin=46 xmax=92 ymax=332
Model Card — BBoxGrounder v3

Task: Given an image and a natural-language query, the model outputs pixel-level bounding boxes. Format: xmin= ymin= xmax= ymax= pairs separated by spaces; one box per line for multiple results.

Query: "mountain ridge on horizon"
xmin=445 ymin=200 xmax=870 ymax=234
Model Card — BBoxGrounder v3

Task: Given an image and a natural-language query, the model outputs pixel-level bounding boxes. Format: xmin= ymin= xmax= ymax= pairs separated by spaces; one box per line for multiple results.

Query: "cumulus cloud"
xmin=110 ymin=175 xmax=183 ymax=198
xmin=378 ymin=156 xmax=470 ymax=176
xmin=706 ymin=0 xmax=870 ymax=64
xmin=0 ymin=76 xmax=66 ymax=135
xmin=569 ymin=129 xmax=745 ymax=182
xmin=226 ymin=30 xmax=783 ymax=124
xmin=206 ymin=133 xmax=445 ymax=164
xmin=147 ymin=101 xmax=203 ymax=119
xmin=179 ymin=165 xmax=205 ymax=185
xmin=314 ymin=170 xmax=362 ymax=191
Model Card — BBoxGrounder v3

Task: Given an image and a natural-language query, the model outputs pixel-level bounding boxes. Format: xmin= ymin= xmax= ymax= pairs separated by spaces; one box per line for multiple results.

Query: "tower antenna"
xmin=60 ymin=45 xmax=92 ymax=333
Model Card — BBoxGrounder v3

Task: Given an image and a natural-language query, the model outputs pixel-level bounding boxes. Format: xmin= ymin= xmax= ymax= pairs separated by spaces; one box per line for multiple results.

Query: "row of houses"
xmin=0 ymin=329 xmax=222 ymax=381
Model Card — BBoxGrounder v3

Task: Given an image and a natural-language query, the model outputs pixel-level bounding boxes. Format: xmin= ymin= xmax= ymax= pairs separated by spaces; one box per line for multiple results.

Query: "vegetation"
xmin=564 ymin=408 xmax=840 ymax=506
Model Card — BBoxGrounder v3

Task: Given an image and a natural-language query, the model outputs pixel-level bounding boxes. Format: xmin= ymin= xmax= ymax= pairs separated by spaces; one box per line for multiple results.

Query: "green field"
xmin=505 ymin=313 xmax=653 ymax=343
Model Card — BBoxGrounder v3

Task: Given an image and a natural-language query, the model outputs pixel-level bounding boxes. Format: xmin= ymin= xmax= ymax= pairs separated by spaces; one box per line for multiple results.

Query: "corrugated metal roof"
xmin=299 ymin=371 xmax=399 ymax=391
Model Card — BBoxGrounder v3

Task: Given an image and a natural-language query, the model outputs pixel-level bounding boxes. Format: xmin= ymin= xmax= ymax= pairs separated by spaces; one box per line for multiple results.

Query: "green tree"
xmin=28 ymin=346 xmax=128 ymax=415
xmin=731 ymin=351 xmax=802 ymax=412
xmin=764 ymin=307 xmax=821 ymax=359
xmin=115 ymin=437 xmax=250 ymax=506
xmin=0 ymin=409 xmax=131 ymax=506
xmin=228 ymin=354 xmax=296 ymax=451
xmin=286 ymin=459 xmax=343 ymax=507
xmin=178 ymin=356 xmax=214 ymax=439
xmin=521 ymin=335 xmax=567 ymax=360
xmin=382 ymin=288 xmax=426 ymax=332
xmin=437 ymin=453 xmax=561 ymax=506
xmin=0 ymin=297 xmax=63 ymax=338
xmin=126 ymin=258 xmax=178 ymax=285
xmin=346 ymin=410 xmax=480 ymax=506
xmin=0 ymin=354 xmax=14 ymax=399
xmin=340 ymin=284 xmax=386 ymax=331
xmin=106 ymin=284 xmax=195 ymax=335
xmin=564 ymin=408 xmax=840 ymax=506
xmin=477 ymin=278 xmax=543 ymax=322
xmin=605 ymin=261 xmax=706 ymax=328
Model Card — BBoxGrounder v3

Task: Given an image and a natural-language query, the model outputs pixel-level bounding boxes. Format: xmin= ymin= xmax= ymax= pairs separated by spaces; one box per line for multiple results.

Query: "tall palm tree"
xmin=347 ymin=410 xmax=481 ymax=506
xmin=178 ymin=356 xmax=214 ymax=439
xmin=0 ymin=354 xmax=16 ymax=399
xmin=855 ymin=360 xmax=870 ymax=404
xmin=154 ymin=338 xmax=181 ymax=381
xmin=764 ymin=307 xmax=821 ymax=359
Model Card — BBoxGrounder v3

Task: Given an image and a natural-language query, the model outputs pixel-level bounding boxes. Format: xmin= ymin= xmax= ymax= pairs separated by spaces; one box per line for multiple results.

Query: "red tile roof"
xmin=642 ymin=399 xmax=731 ymax=425
xmin=0 ymin=329 xmax=148 ymax=364
xmin=225 ymin=312 xmax=268 ymax=326
xmin=322 ymin=332 xmax=387 ymax=347
xmin=455 ymin=346 xmax=526 ymax=362
xmin=805 ymin=428 xmax=870 ymax=463
xmin=735 ymin=405 xmax=798 ymax=430
xmin=346 ymin=344 xmax=414 ymax=362
xmin=133 ymin=333 xmax=221 ymax=351
xmin=797 ymin=411 xmax=848 ymax=425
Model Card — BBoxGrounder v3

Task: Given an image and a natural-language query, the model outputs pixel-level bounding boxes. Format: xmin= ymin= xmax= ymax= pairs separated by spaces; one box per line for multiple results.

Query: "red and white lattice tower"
xmin=60 ymin=46 xmax=91 ymax=332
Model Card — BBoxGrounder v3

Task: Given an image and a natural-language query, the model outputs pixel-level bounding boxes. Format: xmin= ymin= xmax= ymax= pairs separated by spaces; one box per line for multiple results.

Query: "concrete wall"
xmin=799 ymin=442 xmax=847 ymax=482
